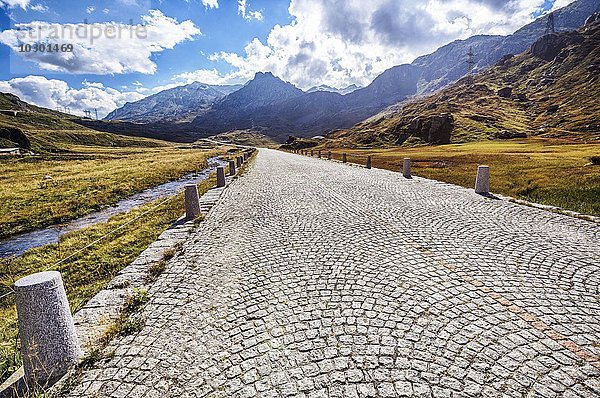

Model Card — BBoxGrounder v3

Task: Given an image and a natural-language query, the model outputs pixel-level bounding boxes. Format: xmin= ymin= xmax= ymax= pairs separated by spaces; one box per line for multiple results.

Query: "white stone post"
xmin=185 ymin=184 xmax=201 ymax=219
xmin=15 ymin=271 xmax=81 ymax=388
xmin=403 ymin=158 xmax=411 ymax=178
xmin=228 ymin=160 xmax=236 ymax=176
xmin=216 ymin=166 xmax=226 ymax=188
xmin=475 ymin=165 xmax=490 ymax=194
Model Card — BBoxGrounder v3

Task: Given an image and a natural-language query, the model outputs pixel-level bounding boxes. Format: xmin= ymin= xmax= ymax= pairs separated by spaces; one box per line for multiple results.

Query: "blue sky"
xmin=0 ymin=0 xmax=572 ymax=116
xmin=0 ymin=0 xmax=291 ymax=90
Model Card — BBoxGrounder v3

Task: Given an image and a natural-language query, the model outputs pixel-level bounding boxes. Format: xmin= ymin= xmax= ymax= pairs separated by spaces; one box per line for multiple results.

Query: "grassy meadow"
xmin=322 ymin=139 xmax=600 ymax=216
xmin=0 ymin=124 xmax=238 ymax=382
xmin=0 ymin=144 xmax=223 ymax=238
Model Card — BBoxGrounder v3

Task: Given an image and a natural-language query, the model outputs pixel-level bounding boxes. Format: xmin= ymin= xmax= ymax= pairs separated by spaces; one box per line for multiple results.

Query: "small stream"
xmin=0 ymin=157 xmax=228 ymax=258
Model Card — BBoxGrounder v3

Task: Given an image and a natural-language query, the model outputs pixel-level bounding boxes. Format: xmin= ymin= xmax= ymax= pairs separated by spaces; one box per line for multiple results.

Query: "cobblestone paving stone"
xmin=63 ymin=149 xmax=600 ymax=398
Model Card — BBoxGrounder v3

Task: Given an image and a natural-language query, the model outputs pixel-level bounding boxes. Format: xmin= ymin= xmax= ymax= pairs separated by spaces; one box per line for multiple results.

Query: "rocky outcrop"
xmin=0 ymin=127 xmax=30 ymax=149
xmin=279 ymin=136 xmax=320 ymax=150
xmin=530 ymin=32 xmax=585 ymax=61
xmin=584 ymin=11 xmax=600 ymax=27
xmin=408 ymin=114 xmax=454 ymax=144
xmin=497 ymin=87 xmax=513 ymax=98
xmin=496 ymin=130 xmax=528 ymax=139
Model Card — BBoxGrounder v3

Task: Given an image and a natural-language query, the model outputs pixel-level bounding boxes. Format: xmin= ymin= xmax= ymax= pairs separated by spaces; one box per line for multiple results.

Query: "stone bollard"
xmin=328 ymin=151 xmax=331 ymax=160
xmin=403 ymin=158 xmax=411 ymax=178
xmin=185 ymin=184 xmax=201 ymax=219
xmin=318 ymin=150 xmax=321 ymax=158
xmin=310 ymin=150 xmax=314 ymax=157
xmin=244 ymin=152 xmax=249 ymax=161
xmin=475 ymin=165 xmax=490 ymax=194
xmin=216 ymin=166 xmax=226 ymax=188
xmin=342 ymin=153 xmax=347 ymax=163
xmin=15 ymin=271 xmax=82 ymax=388
xmin=366 ymin=156 xmax=372 ymax=169
xmin=228 ymin=160 xmax=236 ymax=176
xmin=236 ymin=156 xmax=242 ymax=167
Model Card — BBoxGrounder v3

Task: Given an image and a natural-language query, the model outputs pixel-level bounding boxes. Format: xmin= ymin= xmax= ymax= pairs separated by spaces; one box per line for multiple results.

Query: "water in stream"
xmin=0 ymin=157 xmax=228 ymax=258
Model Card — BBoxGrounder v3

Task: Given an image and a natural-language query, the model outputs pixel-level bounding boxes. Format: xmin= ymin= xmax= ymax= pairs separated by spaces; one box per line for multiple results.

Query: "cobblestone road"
xmin=65 ymin=149 xmax=600 ymax=398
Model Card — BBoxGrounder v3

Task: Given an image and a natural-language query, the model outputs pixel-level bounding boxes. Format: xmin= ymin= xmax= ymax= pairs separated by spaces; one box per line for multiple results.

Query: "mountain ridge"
xmin=103 ymin=0 xmax=598 ymax=142
xmin=324 ymin=15 xmax=600 ymax=147
xmin=104 ymin=81 xmax=242 ymax=123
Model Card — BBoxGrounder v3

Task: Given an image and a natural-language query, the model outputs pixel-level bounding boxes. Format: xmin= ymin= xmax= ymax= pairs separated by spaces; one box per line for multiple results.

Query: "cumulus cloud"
xmin=238 ymin=0 xmax=263 ymax=21
xmin=173 ymin=68 xmax=233 ymax=85
xmin=188 ymin=0 xmax=561 ymax=89
xmin=0 ymin=10 xmax=201 ymax=74
xmin=0 ymin=75 xmax=145 ymax=117
xmin=202 ymin=0 xmax=218 ymax=9
xmin=0 ymin=0 xmax=29 ymax=8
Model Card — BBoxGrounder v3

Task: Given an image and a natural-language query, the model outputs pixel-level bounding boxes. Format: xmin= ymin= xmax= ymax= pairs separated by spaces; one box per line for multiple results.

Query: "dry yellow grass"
xmin=323 ymin=139 xmax=600 ymax=216
xmin=0 ymin=146 xmax=222 ymax=238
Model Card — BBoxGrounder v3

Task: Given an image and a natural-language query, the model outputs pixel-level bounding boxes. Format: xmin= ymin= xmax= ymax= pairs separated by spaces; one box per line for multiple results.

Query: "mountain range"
xmin=104 ymin=82 xmax=242 ymax=123
xmin=102 ymin=0 xmax=598 ymax=143
xmin=325 ymin=13 xmax=600 ymax=147
xmin=307 ymin=84 xmax=361 ymax=95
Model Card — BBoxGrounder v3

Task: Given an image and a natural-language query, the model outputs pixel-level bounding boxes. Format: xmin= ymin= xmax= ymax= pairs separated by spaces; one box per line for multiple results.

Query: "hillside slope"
xmin=326 ymin=15 xmax=600 ymax=147
xmin=0 ymin=92 xmax=165 ymax=152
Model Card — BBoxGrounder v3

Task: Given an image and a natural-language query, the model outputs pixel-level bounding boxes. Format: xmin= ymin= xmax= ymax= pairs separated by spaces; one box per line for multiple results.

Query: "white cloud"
xmin=0 ymin=75 xmax=145 ymax=118
xmin=173 ymin=68 xmax=233 ymax=85
xmin=238 ymin=0 xmax=263 ymax=21
xmin=202 ymin=0 xmax=218 ymax=9
xmin=29 ymin=3 xmax=47 ymax=12
xmin=86 ymin=6 xmax=95 ymax=14
xmin=0 ymin=10 xmax=201 ymax=74
xmin=0 ymin=0 xmax=29 ymax=8
xmin=192 ymin=0 xmax=561 ymax=90
xmin=551 ymin=0 xmax=575 ymax=11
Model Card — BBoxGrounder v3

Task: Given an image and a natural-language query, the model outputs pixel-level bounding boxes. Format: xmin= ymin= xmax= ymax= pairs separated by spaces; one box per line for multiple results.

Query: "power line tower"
xmin=465 ymin=46 xmax=476 ymax=86
xmin=546 ymin=12 xmax=555 ymax=34
xmin=94 ymin=108 xmax=98 ymax=120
